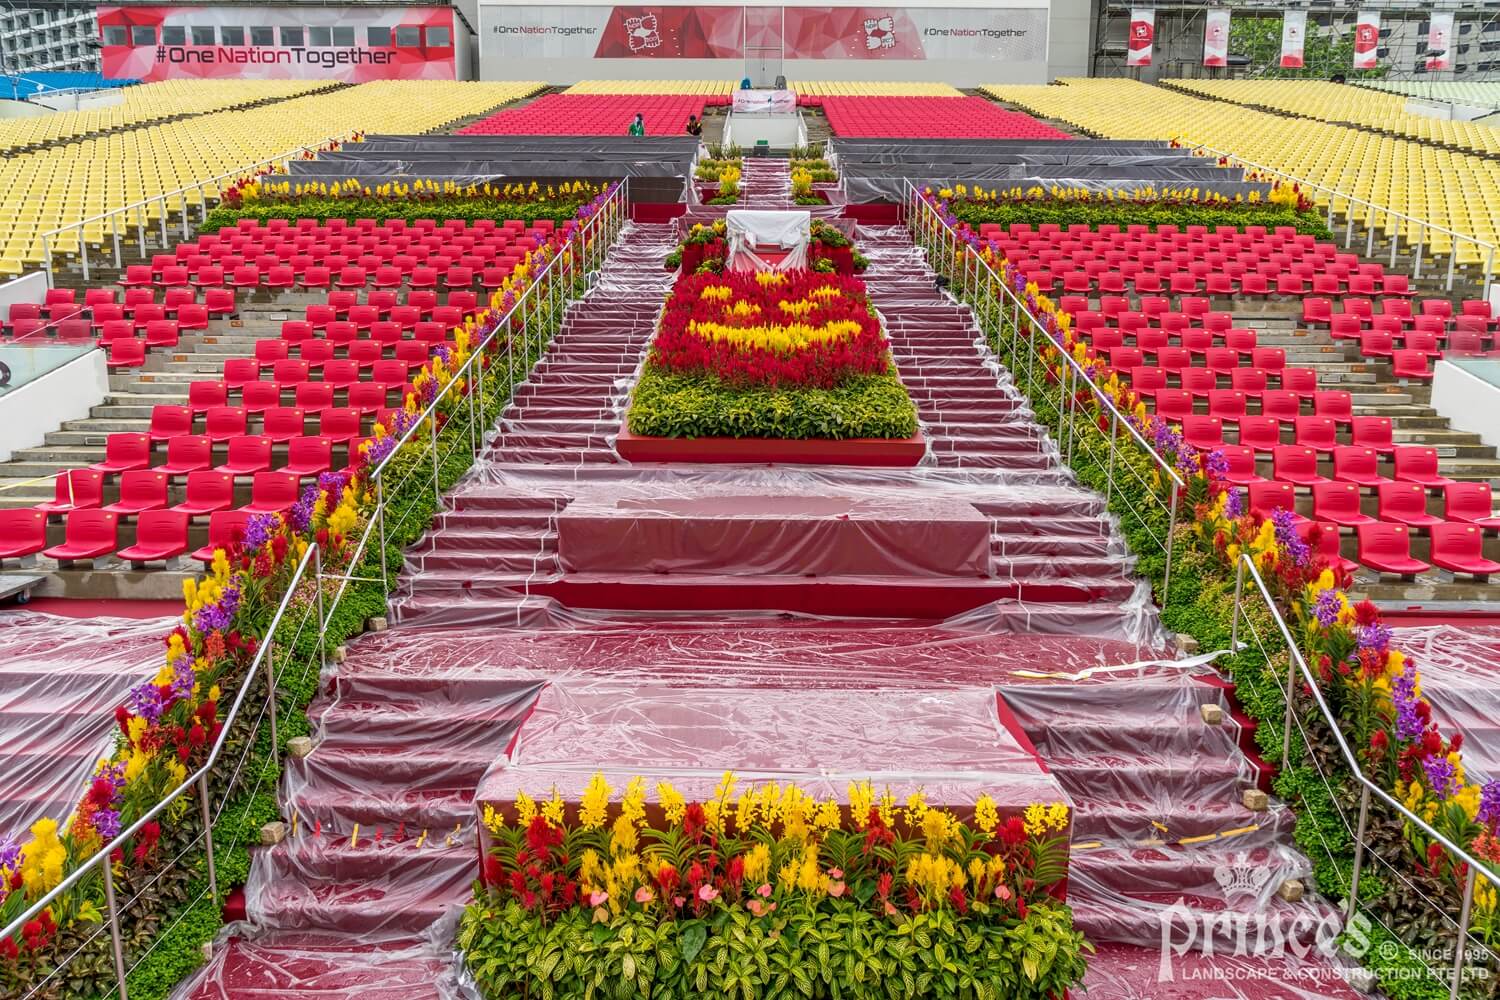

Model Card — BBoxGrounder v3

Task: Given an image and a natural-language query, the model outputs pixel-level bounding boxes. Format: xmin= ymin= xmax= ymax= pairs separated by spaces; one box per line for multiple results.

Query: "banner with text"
xmin=1279 ymin=9 xmax=1306 ymax=68
xmin=1202 ymin=8 xmax=1229 ymax=67
xmin=1426 ymin=11 xmax=1454 ymax=71
xmin=1354 ymin=10 xmax=1380 ymax=70
xmin=97 ymin=5 xmax=458 ymax=81
xmin=479 ymin=5 xmax=1048 ymax=63
xmin=1126 ymin=7 xmax=1154 ymax=67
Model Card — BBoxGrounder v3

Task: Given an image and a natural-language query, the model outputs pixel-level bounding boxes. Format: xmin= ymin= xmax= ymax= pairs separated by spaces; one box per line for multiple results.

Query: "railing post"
xmin=198 ymin=775 xmax=217 ymax=904
xmin=136 ymin=204 xmax=147 ymax=257
xmin=1282 ymin=650 xmax=1297 ymax=765
xmin=112 ymin=212 xmax=122 ymax=270
xmin=102 ymin=861 xmax=130 ymax=1000
xmin=1451 ymin=865 xmax=1476 ymax=1000
xmin=158 ymin=197 xmax=168 ymax=246
xmin=1486 ymin=246 xmax=1496 ymax=302
xmin=1162 ymin=487 xmax=1179 ymax=603
xmin=80 ymin=225 xmax=90 ymax=283
xmin=1345 ymin=784 xmax=1370 ymax=922
xmin=1445 ymin=247 xmax=1456 ymax=293
xmin=375 ymin=475 xmax=388 ymax=597
xmin=1414 ymin=227 xmax=1425 ymax=280
xmin=180 ymin=192 xmax=190 ymax=241
xmin=1230 ymin=556 xmax=1245 ymax=651
xmin=314 ymin=545 xmax=326 ymax=674
xmin=1105 ymin=410 xmax=1118 ymax=505
xmin=263 ymin=636 xmax=277 ymax=753
xmin=1389 ymin=213 xmax=1399 ymax=271
xmin=43 ymin=234 xmax=52 ymax=284
xmin=430 ymin=411 xmax=441 ymax=506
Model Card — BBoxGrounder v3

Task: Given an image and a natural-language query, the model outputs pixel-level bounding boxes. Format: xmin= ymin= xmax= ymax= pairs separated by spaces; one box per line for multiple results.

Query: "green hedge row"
xmin=946 ymin=201 xmax=1333 ymax=240
xmin=202 ymin=197 xmax=587 ymax=233
xmin=627 ymin=366 xmax=919 ymax=441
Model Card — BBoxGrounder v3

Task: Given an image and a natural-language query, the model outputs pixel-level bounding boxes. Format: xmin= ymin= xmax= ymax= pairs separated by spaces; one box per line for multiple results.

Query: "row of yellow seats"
xmin=1168 ymin=79 xmax=1500 ymax=157
xmin=0 ymin=79 xmax=337 ymax=152
xmin=0 ymin=80 xmax=545 ymax=275
xmin=980 ymin=78 xmax=1500 ymax=271
xmin=1358 ymin=80 xmax=1500 ymax=111
xmin=791 ymin=81 xmax=963 ymax=97
xmin=563 ymin=79 xmax=734 ymax=95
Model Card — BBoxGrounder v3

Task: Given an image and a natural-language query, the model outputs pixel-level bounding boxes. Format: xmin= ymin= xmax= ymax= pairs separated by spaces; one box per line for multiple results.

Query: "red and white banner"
xmin=1353 ymin=10 xmax=1380 ymax=70
xmin=1279 ymin=9 xmax=1306 ymax=68
xmin=480 ymin=5 xmax=1050 ymax=65
xmin=1202 ymin=8 xmax=1230 ymax=67
xmin=1126 ymin=7 xmax=1154 ymax=67
xmin=98 ymin=5 xmax=459 ymax=81
xmin=1426 ymin=11 xmax=1454 ymax=71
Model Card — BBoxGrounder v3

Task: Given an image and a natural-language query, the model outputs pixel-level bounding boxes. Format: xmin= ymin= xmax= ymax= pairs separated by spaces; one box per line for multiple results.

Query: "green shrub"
xmin=628 ymin=366 xmax=918 ymax=440
xmin=203 ymin=197 xmax=586 ymax=233
xmin=945 ymin=201 xmax=1332 ymax=240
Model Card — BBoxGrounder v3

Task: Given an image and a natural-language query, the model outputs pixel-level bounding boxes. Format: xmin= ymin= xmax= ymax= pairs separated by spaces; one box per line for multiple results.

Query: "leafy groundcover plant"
xmin=459 ymin=775 xmax=1089 ymax=1000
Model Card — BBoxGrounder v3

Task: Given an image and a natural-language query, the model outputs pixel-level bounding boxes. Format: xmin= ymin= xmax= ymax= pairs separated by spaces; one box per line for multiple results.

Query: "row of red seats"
xmin=171 ymin=229 xmax=541 ymax=261
xmin=457 ymin=94 xmax=710 ymax=136
xmin=89 ymin=433 xmax=347 ymax=478
xmin=225 ymin=216 xmax=550 ymax=237
xmin=1 ymin=508 xmax=273 ymax=568
xmin=1246 ymin=485 xmax=1500 ymax=580
xmin=821 ymin=97 xmax=1071 ymax=140
xmin=122 ymin=262 xmax=503 ymax=292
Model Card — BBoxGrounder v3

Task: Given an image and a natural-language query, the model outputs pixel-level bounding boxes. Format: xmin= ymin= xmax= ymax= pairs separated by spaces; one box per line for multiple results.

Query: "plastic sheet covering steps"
xmin=0 ymin=612 xmax=173 ymax=835
xmin=1002 ymin=675 xmax=1367 ymax=998
xmin=735 ymin=158 xmax=794 ymax=207
xmin=1393 ymin=624 xmax=1500 ymax=783
xmin=485 ymin=222 xmax=678 ymax=468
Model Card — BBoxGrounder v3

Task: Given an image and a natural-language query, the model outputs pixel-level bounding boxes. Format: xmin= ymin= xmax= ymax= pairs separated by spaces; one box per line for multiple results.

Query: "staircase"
xmin=737 ymin=158 xmax=793 ymax=207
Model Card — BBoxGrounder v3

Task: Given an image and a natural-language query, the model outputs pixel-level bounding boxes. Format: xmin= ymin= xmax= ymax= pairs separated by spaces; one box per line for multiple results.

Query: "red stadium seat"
xmin=89 ymin=433 xmax=151 ymax=474
xmin=190 ymin=510 xmax=253 ymax=562
xmin=117 ymin=509 xmax=189 ymax=566
xmin=159 ymin=435 xmax=213 ymax=477
xmin=102 ymin=470 xmax=169 ymax=516
xmin=1248 ymin=481 xmax=1298 ymax=521
xmin=0 ymin=509 xmax=48 ymax=562
xmin=42 ymin=509 xmax=118 ymax=565
xmin=1356 ymin=522 xmax=1429 ymax=576
xmin=1332 ymin=446 xmax=1388 ymax=487
xmin=1273 ymin=445 xmax=1328 ymax=486
xmin=1312 ymin=482 xmax=1374 ymax=527
xmin=1429 ymin=523 xmax=1500 ymax=578
xmin=1392 ymin=447 xmax=1455 ymax=489
xmin=241 ymin=471 xmax=300 ymax=515
xmin=1377 ymin=481 xmax=1443 ymax=528
xmin=216 ymin=435 xmax=273 ymax=476
xmin=1445 ymin=483 xmax=1500 ymax=530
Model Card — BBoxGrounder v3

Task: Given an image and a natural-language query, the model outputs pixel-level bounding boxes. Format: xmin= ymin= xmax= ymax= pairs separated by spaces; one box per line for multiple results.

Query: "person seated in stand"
xmin=628 ymin=112 xmax=645 ymax=137
xmin=686 ymin=114 xmax=703 ymax=137
xmin=740 ymin=77 xmax=752 ymax=90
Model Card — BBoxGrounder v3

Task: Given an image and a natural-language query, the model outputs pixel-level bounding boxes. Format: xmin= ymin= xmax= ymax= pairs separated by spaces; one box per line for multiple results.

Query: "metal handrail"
xmin=0 ymin=541 xmax=319 ymax=987
xmin=904 ymin=181 xmax=1186 ymax=596
xmin=39 ymin=131 xmax=358 ymax=284
xmin=0 ymin=180 xmax=628 ymax=1000
xmin=1181 ymin=141 xmax=1498 ymax=296
xmin=1232 ymin=553 xmax=1487 ymax=1000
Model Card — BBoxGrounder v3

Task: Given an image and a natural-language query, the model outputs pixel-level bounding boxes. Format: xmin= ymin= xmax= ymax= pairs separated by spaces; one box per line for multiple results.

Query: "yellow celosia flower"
xmin=610 ymin=814 xmax=638 ymax=857
xmin=20 ymin=818 xmax=66 ymax=897
xmin=743 ymin=843 xmax=771 ymax=884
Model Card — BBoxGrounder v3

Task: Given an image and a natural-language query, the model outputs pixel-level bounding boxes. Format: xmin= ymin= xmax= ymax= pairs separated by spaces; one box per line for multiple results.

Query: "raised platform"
xmin=614 ymin=425 xmax=928 ymax=467
xmin=556 ymin=494 xmax=992 ymax=577
xmin=476 ymin=680 xmax=1071 ymax=892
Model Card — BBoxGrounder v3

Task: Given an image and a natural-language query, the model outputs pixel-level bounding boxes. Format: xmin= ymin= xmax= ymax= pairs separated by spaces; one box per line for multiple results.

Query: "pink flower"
xmin=747 ymin=899 xmax=777 ymax=917
xmin=827 ymin=868 xmax=843 ymax=879
xmin=698 ymin=884 xmax=720 ymax=902
xmin=827 ymin=881 xmax=846 ymax=898
xmin=634 ymin=886 xmax=655 ymax=904
xmin=756 ymin=883 xmax=772 ymax=898
xmin=588 ymin=890 xmax=608 ymax=906
xmin=995 ymin=884 xmax=1012 ymax=901
xmin=672 ymin=895 xmax=686 ymax=908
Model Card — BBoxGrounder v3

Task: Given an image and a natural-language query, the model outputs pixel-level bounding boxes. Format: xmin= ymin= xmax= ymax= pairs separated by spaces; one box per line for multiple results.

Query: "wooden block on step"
xmin=367 ymin=616 xmax=387 ymax=633
xmin=259 ymin=821 xmax=287 ymax=846
xmin=1242 ymin=788 xmax=1269 ymax=812
xmin=201 ymin=941 xmax=214 ymax=963
xmin=1277 ymin=878 xmax=1304 ymax=902
xmin=1176 ymin=633 xmax=1200 ymax=655
xmin=1200 ymin=703 xmax=1223 ymax=726
xmin=332 ymin=645 xmax=348 ymax=663
xmin=286 ymin=736 xmax=313 ymax=758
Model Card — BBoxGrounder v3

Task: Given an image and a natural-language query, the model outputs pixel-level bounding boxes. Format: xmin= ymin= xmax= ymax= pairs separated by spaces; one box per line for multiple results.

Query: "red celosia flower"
xmin=655 ymin=863 xmax=680 ymax=897
xmin=482 ymin=855 xmax=505 ymax=887
xmin=0 ymin=937 xmax=16 ymax=961
xmin=682 ymin=802 xmax=706 ymax=842
xmin=1000 ymin=816 xmax=1027 ymax=846
xmin=1353 ymin=600 xmax=1380 ymax=627
xmin=725 ymin=855 xmax=744 ymax=887
xmin=948 ymin=885 xmax=968 ymax=915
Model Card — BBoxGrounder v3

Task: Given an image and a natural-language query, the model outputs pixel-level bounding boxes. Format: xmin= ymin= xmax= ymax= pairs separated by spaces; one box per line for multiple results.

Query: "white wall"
xmin=0 ymin=271 xmax=49 ymax=313
xmin=0 ymin=349 xmax=109 ymax=463
xmin=1432 ymin=360 xmax=1500 ymax=455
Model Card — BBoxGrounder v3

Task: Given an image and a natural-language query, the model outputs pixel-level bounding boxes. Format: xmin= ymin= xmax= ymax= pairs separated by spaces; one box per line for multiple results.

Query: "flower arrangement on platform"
xmin=458 ymin=773 xmax=1088 ymax=1000
xmin=0 ymin=189 xmax=617 ymax=978
xmin=665 ymin=219 xmax=867 ymax=276
xmin=629 ymin=257 xmax=917 ymax=441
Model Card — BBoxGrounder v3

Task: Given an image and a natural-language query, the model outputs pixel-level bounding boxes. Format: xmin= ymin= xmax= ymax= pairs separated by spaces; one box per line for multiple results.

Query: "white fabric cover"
xmin=732 ymin=89 xmax=797 ymax=114
xmin=726 ymin=209 xmax=811 ymax=272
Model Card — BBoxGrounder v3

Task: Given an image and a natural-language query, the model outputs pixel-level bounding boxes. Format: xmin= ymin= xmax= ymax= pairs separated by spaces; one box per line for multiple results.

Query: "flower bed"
xmin=625 ymin=268 xmax=916 ymax=444
xmin=935 ymin=181 xmax=1333 ymax=240
xmin=458 ymin=774 xmax=1088 ymax=1000
xmin=0 ymin=187 xmax=619 ymax=999
xmin=911 ymin=190 xmax=1499 ymax=991
xmin=665 ymin=220 xmax=868 ymax=276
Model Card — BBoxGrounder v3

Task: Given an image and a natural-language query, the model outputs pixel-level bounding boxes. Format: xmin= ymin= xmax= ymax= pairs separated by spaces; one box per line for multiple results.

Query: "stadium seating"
xmin=819 ymin=97 xmax=1071 ymax=140
xmin=0 ymin=80 xmax=546 ymax=276
xmin=458 ymin=94 xmax=710 ymax=136
xmin=793 ymin=81 xmax=964 ymax=103
xmin=981 ymin=78 xmax=1500 ymax=273
xmin=1171 ymin=79 xmax=1500 ymax=157
xmin=563 ymin=80 xmax=733 ymax=101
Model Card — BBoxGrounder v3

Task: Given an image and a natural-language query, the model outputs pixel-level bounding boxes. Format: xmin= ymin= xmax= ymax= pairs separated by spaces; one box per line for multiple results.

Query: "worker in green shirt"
xmin=628 ymin=112 xmax=645 ymax=137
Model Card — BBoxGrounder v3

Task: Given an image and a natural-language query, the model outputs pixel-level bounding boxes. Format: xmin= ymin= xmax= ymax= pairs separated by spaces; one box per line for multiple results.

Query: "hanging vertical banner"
xmin=1127 ymin=7 xmax=1154 ymax=66
xmin=1426 ymin=12 xmax=1454 ymax=71
xmin=1202 ymin=8 xmax=1230 ymax=67
xmin=1279 ymin=9 xmax=1307 ymax=68
xmin=1353 ymin=10 xmax=1380 ymax=70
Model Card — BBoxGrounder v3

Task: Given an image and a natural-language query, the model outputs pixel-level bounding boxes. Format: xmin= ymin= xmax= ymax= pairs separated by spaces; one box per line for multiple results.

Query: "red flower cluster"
xmin=648 ymin=271 xmax=891 ymax=390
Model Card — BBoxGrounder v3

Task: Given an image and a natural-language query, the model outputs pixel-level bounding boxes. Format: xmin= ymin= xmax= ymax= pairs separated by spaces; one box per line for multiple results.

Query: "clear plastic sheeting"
xmin=1392 ymin=624 xmax=1500 ymax=783
xmin=1083 ymin=941 xmax=1370 ymax=1000
xmin=0 ymin=611 xmax=173 ymax=836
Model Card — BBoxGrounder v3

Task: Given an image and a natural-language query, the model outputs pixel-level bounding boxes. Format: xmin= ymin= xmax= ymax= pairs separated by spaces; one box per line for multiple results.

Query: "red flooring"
xmin=10 ymin=597 xmax=183 ymax=619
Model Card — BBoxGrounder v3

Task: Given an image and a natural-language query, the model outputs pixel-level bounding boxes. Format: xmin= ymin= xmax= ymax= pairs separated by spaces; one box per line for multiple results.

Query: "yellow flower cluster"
xmin=688 ymin=318 xmax=864 ymax=353
xmin=250 ymin=178 xmax=603 ymax=202
xmin=1023 ymin=802 xmax=1070 ymax=836
xmin=936 ymin=181 xmax=1299 ymax=208
xmin=20 ymin=818 xmax=66 ymax=897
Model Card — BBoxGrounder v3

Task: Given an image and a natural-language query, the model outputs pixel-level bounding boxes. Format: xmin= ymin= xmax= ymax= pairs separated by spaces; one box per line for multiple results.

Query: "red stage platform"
xmin=556 ymin=494 xmax=992 ymax=577
xmin=615 ymin=425 xmax=928 ymax=467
